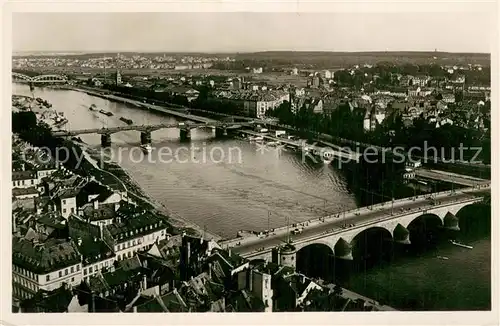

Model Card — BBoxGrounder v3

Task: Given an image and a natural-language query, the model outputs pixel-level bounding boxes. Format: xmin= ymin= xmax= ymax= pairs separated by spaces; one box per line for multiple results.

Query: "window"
xmin=46 ymin=275 xmax=50 ymax=282
xmin=63 ymin=208 xmax=67 ymax=214
xmin=84 ymin=269 xmax=87 ymax=276
xmin=65 ymin=269 xmax=68 ymax=276
xmin=71 ymin=277 xmax=74 ymax=282
xmin=76 ymin=265 xmax=80 ymax=272
xmin=31 ymin=180 xmax=34 ymax=185
xmin=63 ymin=199 xmax=66 ymax=205
xmin=89 ymin=267 xmax=93 ymax=273
xmin=71 ymin=207 xmax=75 ymax=213
xmin=71 ymin=266 xmax=74 ymax=273
xmin=59 ymin=271 xmax=62 ymax=278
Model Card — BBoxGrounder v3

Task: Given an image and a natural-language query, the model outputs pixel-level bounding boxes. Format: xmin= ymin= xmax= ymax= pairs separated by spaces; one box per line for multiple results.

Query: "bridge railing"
xmin=221 ymin=186 xmax=490 ymax=247
xmin=242 ymin=195 xmax=485 ymax=257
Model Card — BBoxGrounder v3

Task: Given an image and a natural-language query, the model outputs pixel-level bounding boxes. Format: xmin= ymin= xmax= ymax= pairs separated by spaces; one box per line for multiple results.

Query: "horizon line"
xmin=12 ymin=50 xmax=491 ymax=56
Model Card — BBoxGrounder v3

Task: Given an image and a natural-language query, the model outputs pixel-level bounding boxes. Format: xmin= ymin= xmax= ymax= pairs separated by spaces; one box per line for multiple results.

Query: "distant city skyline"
xmin=13 ymin=11 xmax=495 ymax=53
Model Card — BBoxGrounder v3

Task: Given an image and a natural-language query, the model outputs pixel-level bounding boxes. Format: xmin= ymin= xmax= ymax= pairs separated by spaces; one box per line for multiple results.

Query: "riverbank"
xmin=14 ymin=93 xmax=221 ymax=241
xmin=72 ymin=140 xmax=222 ymax=241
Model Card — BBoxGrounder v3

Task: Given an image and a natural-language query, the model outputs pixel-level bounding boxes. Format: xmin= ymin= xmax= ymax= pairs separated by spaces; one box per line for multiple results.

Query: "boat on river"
xmin=450 ymin=240 xmax=473 ymax=249
xmin=120 ymin=117 xmax=133 ymax=125
xmin=99 ymin=109 xmax=113 ymax=116
xmin=89 ymin=104 xmax=97 ymax=111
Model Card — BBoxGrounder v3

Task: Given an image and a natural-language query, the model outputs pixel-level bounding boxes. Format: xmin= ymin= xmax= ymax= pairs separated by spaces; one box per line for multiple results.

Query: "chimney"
xmin=98 ymin=224 xmax=103 ymax=240
xmin=133 ymin=306 xmax=137 ymax=313
xmin=93 ymin=200 xmax=99 ymax=210
xmin=248 ymin=269 xmax=253 ymax=292
xmin=142 ymin=274 xmax=147 ymax=291
xmin=77 ymin=237 xmax=82 ymax=246
xmin=186 ymin=241 xmax=191 ymax=265
xmin=208 ymin=263 xmax=212 ymax=280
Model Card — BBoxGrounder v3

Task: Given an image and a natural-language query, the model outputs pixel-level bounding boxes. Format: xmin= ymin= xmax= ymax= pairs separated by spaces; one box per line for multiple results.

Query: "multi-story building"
xmin=12 ymin=238 xmax=83 ymax=300
xmin=55 ymin=189 xmax=79 ymax=219
xmin=67 ymin=217 xmax=116 ymax=282
xmin=12 ymin=171 xmax=38 ymax=189
xmin=106 ymin=207 xmax=168 ymax=261
xmin=243 ymin=92 xmax=290 ymax=119
xmin=236 ymin=268 xmax=274 ymax=312
xmin=412 ymin=75 xmax=431 ymax=87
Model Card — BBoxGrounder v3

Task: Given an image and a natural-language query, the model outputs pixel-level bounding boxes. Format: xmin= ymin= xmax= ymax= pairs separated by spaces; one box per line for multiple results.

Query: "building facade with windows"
xmin=12 ymin=238 xmax=83 ymax=300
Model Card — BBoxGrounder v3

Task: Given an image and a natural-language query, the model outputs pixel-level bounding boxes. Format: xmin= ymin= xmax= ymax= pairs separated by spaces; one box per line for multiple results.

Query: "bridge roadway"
xmin=415 ymin=168 xmax=490 ymax=187
xmin=223 ymin=186 xmax=489 ymax=257
xmin=51 ymin=121 xmax=247 ymax=137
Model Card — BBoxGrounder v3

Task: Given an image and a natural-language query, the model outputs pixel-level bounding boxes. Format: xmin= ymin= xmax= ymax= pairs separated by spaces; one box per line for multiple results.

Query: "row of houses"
xmin=17 ymin=233 xmax=386 ymax=313
xmin=211 ymin=90 xmax=290 ymax=118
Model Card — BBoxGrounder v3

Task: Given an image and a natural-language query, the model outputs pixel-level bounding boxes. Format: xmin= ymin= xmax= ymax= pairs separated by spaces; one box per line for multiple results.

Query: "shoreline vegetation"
xmin=12 ymin=93 xmax=222 ymax=241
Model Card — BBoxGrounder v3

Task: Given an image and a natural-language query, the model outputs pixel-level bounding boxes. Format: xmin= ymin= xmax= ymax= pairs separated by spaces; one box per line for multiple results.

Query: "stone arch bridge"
xmin=235 ymin=192 xmax=486 ymax=263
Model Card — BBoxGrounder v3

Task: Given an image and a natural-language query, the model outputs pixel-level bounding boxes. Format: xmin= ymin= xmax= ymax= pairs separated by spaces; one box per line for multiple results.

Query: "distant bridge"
xmin=12 ymin=72 xmax=68 ymax=84
xmin=51 ymin=121 xmax=247 ymax=137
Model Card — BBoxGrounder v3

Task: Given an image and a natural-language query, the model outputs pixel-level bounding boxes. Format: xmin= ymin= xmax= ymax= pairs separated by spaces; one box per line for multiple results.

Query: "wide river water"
xmin=14 ymin=84 xmax=357 ymax=238
xmin=13 ymin=84 xmax=491 ymax=310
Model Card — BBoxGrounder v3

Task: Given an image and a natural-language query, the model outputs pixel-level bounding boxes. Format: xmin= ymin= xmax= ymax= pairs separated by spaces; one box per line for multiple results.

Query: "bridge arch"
xmin=296 ymin=243 xmax=334 ymax=281
xmin=350 ymin=226 xmax=394 ymax=269
xmin=12 ymin=72 xmax=33 ymax=82
xmin=455 ymin=202 xmax=491 ymax=238
xmin=406 ymin=213 xmax=444 ymax=251
xmin=33 ymin=74 xmax=68 ymax=82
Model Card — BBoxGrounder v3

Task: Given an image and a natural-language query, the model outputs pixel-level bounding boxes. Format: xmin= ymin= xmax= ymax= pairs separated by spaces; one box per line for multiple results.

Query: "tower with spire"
xmin=115 ymin=53 xmax=122 ymax=86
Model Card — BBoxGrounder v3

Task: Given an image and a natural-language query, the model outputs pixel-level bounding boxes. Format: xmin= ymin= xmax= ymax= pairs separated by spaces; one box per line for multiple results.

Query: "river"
xmin=13 ymin=84 xmax=357 ymax=238
xmin=13 ymin=84 xmax=490 ymax=311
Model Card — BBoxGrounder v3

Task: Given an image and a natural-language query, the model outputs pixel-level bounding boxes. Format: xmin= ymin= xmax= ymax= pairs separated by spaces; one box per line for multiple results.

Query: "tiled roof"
xmin=36 ymin=212 xmax=66 ymax=230
xmin=12 ymin=187 xmax=39 ymax=196
xmin=20 ymin=286 xmax=74 ymax=312
xmin=105 ymin=209 xmax=166 ymax=242
xmin=12 ymin=170 xmax=36 ymax=181
xmin=67 ymin=217 xmax=115 ymax=264
xmin=82 ymin=203 xmax=116 ymax=221
xmin=12 ymin=237 xmax=81 ymax=274
xmin=159 ymin=289 xmax=188 ymax=312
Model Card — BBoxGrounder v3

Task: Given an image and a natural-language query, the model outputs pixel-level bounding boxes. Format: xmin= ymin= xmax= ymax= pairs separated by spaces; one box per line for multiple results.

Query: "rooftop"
xmin=12 ymin=170 xmax=36 ymax=181
xmin=106 ymin=208 xmax=166 ymax=243
xmin=12 ymin=237 xmax=81 ymax=274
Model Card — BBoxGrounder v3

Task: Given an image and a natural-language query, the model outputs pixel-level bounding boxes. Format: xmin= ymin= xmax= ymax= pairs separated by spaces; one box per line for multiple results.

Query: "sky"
xmin=12 ymin=11 xmax=496 ymax=53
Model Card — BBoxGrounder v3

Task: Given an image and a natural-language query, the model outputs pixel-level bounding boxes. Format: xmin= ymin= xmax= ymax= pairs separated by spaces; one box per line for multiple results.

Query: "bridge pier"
xmin=101 ymin=134 xmax=111 ymax=148
xmin=393 ymin=224 xmax=411 ymax=245
xmin=443 ymin=212 xmax=460 ymax=231
xmin=180 ymin=128 xmax=191 ymax=141
xmin=215 ymin=127 xmax=228 ymax=138
xmin=140 ymin=131 xmax=152 ymax=145
xmin=334 ymin=238 xmax=353 ymax=260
